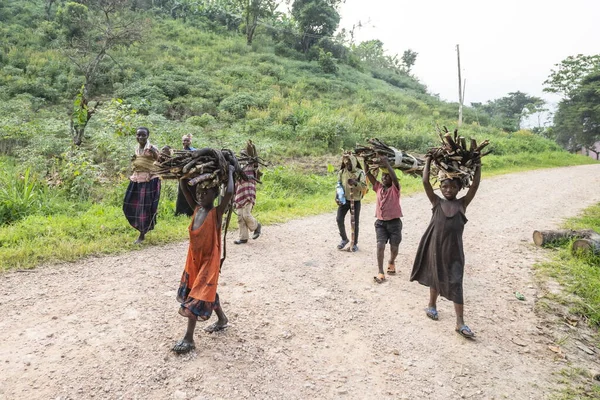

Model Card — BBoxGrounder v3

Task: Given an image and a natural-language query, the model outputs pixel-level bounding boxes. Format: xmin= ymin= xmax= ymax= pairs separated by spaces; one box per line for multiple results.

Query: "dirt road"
xmin=1 ymin=164 xmax=600 ymax=400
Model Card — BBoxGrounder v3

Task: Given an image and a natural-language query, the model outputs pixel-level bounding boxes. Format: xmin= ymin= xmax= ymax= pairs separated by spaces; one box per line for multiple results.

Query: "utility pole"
xmin=456 ymin=44 xmax=463 ymax=127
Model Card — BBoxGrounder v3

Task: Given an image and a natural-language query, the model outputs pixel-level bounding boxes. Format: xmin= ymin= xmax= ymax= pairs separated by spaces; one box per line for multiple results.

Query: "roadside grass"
xmin=534 ymin=202 xmax=600 ymax=399
xmin=0 ymin=152 xmax=596 ymax=271
xmin=551 ymin=367 xmax=600 ymax=400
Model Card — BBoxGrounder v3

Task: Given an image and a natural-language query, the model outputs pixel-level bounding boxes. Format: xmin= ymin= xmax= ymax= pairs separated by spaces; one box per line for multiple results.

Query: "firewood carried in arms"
xmin=354 ymin=138 xmax=426 ymax=177
xmin=427 ymin=126 xmax=491 ymax=188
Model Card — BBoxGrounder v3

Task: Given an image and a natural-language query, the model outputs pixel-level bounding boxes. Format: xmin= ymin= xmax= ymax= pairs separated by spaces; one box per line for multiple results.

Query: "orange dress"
xmin=176 ymin=207 xmax=221 ymax=320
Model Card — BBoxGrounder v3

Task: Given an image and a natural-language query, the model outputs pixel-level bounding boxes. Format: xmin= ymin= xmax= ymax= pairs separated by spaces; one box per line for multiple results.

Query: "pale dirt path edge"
xmin=1 ymin=164 xmax=599 ymax=400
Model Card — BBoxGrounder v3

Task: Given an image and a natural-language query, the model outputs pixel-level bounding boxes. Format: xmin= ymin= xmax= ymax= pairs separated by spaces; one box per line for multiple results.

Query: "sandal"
xmin=456 ymin=325 xmax=475 ymax=339
xmin=204 ymin=322 xmax=228 ymax=333
xmin=373 ymin=273 xmax=386 ymax=284
xmin=425 ymin=307 xmax=438 ymax=321
xmin=172 ymin=340 xmax=196 ymax=354
xmin=386 ymin=262 xmax=396 ymax=275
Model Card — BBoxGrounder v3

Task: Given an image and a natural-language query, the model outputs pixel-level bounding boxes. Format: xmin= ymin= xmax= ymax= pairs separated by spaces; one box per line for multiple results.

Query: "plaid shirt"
xmin=234 ymin=165 xmax=256 ymax=208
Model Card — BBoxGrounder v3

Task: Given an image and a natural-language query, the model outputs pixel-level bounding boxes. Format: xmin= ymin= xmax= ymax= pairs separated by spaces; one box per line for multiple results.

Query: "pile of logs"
xmin=154 ymin=148 xmax=244 ymax=187
xmin=533 ymin=229 xmax=600 ymax=256
xmin=427 ymin=126 xmax=490 ymax=188
xmin=354 ymin=138 xmax=425 ymax=177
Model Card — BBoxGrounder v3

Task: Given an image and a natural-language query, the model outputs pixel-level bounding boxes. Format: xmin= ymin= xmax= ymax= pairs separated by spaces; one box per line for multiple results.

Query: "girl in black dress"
xmin=410 ymin=156 xmax=481 ymax=338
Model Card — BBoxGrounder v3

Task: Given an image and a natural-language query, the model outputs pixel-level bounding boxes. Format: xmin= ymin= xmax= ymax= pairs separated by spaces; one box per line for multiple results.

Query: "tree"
xmin=291 ymin=0 xmax=339 ymax=52
xmin=478 ymin=92 xmax=545 ymax=132
xmin=236 ymin=0 xmax=278 ymax=45
xmin=553 ymin=71 xmax=600 ymax=155
xmin=351 ymin=40 xmax=415 ymax=75
xmin=543 ymin=54 xmax=600 ymax=98
xmin=55 ymin=0 xmax=147 ymax=145
xmin=401 ymin=49 xmax=417 ymax=73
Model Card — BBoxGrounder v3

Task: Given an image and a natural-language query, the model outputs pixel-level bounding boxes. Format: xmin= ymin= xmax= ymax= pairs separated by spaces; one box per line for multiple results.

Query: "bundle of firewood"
xmin=427 ymin=126 xmax=490 ymax=188
xmin=354 ymin=138 xmax=425 ymax=177
xmin=154 ymin=147 xmax=245 ymax=188
xmin=238 ymin=140 xmax=268 ymax=183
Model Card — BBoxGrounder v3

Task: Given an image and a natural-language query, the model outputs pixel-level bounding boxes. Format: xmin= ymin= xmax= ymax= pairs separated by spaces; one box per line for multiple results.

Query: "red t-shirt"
xmin=373 ymin=181 xmax=403 ymax=220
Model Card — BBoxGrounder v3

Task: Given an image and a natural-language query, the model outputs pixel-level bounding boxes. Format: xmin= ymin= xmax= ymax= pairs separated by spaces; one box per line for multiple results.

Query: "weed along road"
xmin=1 ymin=164 xmax=600 ymax=400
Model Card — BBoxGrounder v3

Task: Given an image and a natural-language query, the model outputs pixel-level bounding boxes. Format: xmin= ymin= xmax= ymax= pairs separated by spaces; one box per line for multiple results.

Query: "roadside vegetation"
xmin=535 ymin=203 xmax=600 ymax=399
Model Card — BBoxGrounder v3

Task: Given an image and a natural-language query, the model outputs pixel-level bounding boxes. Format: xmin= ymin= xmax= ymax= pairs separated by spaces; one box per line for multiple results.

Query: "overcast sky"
xmin=338 ymin=0 xmax=600 ymax=108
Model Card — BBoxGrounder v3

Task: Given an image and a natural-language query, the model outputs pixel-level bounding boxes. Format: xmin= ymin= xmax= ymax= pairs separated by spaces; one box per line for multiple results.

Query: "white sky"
xmin=339 ymin=0 xmax=600 ymax=108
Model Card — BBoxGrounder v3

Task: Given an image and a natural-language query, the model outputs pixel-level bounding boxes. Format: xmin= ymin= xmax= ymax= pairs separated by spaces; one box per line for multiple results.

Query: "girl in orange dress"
xmin=172 ymin=164 xmax=234 ymax=354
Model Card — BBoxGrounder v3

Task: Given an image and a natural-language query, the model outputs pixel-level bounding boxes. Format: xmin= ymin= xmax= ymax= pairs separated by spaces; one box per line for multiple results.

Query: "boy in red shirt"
xmin=365 ymin=156 xmax=403 ymax=283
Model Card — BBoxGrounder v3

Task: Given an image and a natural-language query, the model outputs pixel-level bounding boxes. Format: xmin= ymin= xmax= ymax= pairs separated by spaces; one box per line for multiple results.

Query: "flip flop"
xmin=204 ymin=322 xmax=229 ymax=333
xmin=373 ymin=273 xmax=386 ymax=284
xmin=425 ymin=307 xmax=438 ymax=321
xmin=456 ymin=325 xmax=475 ymax=339
xmin=172 ymin=340 xmax=195 ymax=354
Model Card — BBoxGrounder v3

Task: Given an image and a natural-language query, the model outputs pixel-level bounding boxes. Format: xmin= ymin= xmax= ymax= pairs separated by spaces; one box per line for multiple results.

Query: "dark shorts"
xmin=375 ymin=218 xmax=402 ymax=245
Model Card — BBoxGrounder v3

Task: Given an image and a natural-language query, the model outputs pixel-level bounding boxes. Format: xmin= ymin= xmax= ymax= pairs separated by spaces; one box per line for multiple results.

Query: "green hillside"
xmin=0 ymin=0 xmax=594 ymax=269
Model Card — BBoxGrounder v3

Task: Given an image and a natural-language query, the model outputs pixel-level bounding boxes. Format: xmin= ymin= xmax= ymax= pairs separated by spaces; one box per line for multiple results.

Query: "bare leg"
xmin=389 ymin=244 xmax=399 ymax=265
xmin=214 ymin=306 xmax=228 ymax=327
xmin=205 ymin=306 xmax=229 ymax=333
xmin=376 ymin=243 xmax=385 ymax=275
xmin=428 ymin=287 xmax=438 ymax=309
xmin=183 ymin=317 xmax=197 ymax=343
xmin=173 ymin=317 xmax=197 ymax=353
xmin=454 ymin=303 xmax=465 ymax=327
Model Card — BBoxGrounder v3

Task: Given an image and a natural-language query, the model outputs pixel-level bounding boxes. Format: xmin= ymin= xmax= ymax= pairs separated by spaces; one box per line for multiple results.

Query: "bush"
xmin=0 ymin=166 xmax=52 ymax=225
xmin=187 ymin=114 xmax=215 ymax=127
xmin=219 ymin=92 xmax=269 ymax=119
xmin=318 ymin=49 xmax=338 ymax=74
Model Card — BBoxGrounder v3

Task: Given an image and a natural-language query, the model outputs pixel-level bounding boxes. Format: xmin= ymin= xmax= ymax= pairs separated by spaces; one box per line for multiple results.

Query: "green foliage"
xmin=552 ymin=71 xmax=600 ymax=151
xmin=543 ymin=54 xmax=600 ymax=98
xmin=0 ymin=165 xmax=56 ymax=225
xmin=56 ymin=147 xmax=102 ymax=201
xmin=291 ymin=0 xmax=340 ymax=52
xmin=219 ymin=92 xmax=269 ymax=118
xmin=317 ymin=49 xmax=338 ymax=74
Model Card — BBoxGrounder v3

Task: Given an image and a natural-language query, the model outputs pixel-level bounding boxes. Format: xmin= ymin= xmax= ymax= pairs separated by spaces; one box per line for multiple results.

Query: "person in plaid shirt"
xmin=233 ymin=152 xmax=262 ymax=244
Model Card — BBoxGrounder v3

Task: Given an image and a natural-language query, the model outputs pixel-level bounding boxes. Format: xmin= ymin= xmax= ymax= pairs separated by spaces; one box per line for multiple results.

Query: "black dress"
xmin=410 ymin=198 xmax=467 ymax=304
xmin=175 ymin=147 xmax=196 ymax=217
xmin=175 ymin=187 xmax=195 ymax=216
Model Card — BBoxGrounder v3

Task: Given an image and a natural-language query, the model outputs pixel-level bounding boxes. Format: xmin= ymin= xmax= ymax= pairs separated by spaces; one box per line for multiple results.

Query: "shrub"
xmin=219 ymin=92 xmax=269 ymax=119
xmin=0 ymin=166 xmax=51 ymax=225
xmin=318 ymin=49 xmax=338 ymax=74
xmin=187 ymin=113 xmax=215 ymax=127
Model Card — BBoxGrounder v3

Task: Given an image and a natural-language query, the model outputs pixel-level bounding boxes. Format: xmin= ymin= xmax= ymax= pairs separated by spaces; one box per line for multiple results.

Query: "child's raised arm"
xmin=179 ymin=179 xmax=197 ymax=210
xmin=364 ymin=159 xmax=377 ymax=186
xmin=380 ymin=156 xmax=399 ymax=189
xmin=423 ymin=156 xmax=438 ymax=206
xmin=462 ymin=162 xmax=481 ymax=208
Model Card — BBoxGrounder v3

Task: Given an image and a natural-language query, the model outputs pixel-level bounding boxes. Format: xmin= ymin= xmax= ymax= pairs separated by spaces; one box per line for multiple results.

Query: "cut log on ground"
xmin=572 ymin=238 xmax=600 ymax=256
xmin=533 ymin=229 xmax=599 ymax=246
